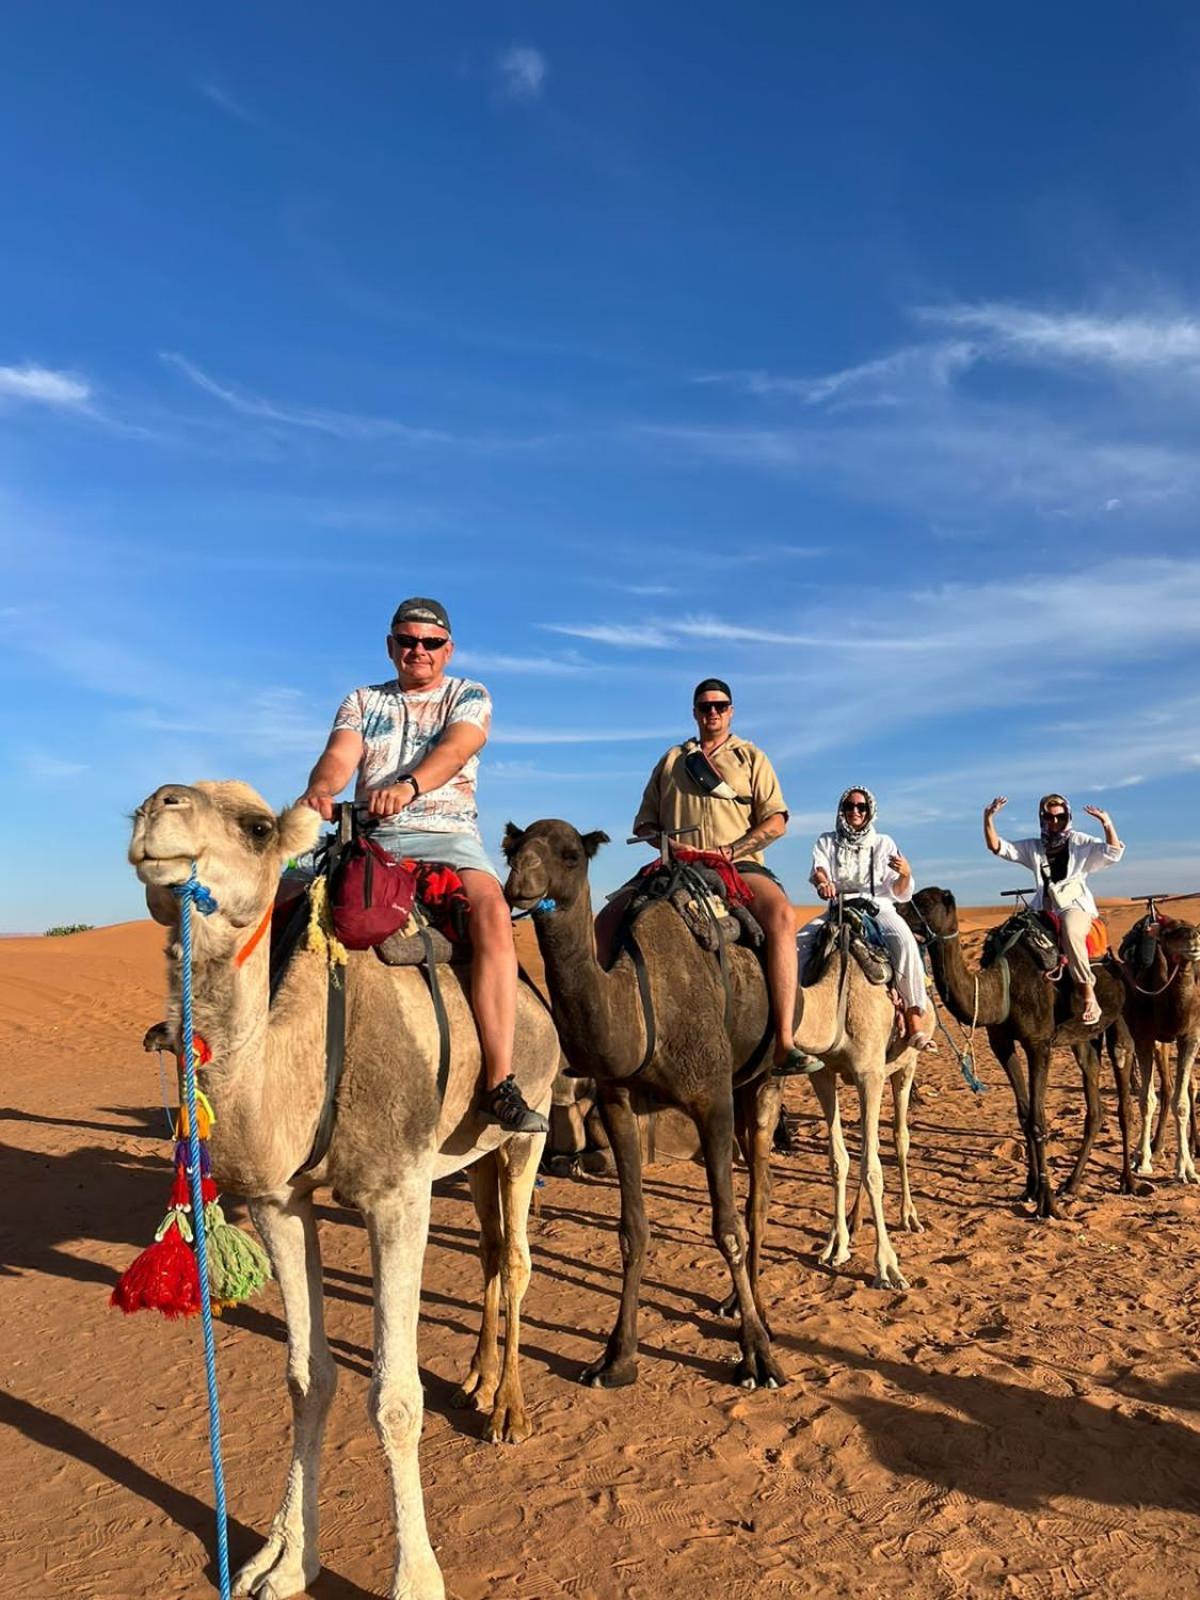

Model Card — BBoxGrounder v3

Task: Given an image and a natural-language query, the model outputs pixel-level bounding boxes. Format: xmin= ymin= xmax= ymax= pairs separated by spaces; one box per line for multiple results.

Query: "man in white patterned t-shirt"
xmin=299 ymin=597 xmax=547 ymax=1134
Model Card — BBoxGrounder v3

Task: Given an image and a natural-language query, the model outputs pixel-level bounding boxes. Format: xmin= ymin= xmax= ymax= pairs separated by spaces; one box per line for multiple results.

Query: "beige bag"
xmin=1045 ymin=873 xmax=1087 ymax=912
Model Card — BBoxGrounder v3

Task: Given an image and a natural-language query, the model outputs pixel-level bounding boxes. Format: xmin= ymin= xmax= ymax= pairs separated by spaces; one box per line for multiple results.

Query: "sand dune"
xmin=3 ymin=907 xmax=1199 ymax=1599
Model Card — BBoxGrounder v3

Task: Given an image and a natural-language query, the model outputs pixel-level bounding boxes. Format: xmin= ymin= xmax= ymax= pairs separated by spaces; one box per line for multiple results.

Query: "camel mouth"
xmin=506 ymin=891 xmax=546 ymax=914
xmin=133 ymin=852 xmax=195 ymax=886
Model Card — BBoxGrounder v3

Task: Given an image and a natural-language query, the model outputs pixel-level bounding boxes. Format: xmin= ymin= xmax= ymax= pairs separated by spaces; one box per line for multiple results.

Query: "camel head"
xmin=903 ymin=886 xmax=960 ymax=944
xmin=501 ymin=819 xmax=609 ymax=913
xmin=1158 ymin=916 xmax=1200 ymax=966
xmin=130 ymin=781 xmax=321 ymax=940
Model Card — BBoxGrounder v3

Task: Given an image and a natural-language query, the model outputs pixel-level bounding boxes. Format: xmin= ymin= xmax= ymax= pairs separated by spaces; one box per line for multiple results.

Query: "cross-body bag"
xmin=682 ymin=743 xmax=751 ymax=805
xmin=1042 ymin=866 xmax=1088 ymax=913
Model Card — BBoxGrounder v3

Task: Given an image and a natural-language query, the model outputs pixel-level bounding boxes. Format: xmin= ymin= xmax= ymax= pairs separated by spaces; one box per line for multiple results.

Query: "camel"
xmin=502 ymin=821 xmax=914 ymax=1397
xmin=904 ymin=887 xmax=1132 ymax=1217
xmin=1115 ymin=912 xmax=1200 ymax=1182
xmin=129 ymin=782 xmax=559 ymax=1600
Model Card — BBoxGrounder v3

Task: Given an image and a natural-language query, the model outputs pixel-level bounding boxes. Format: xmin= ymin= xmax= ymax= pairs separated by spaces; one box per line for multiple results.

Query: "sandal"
xmin=484 ymin=1075 xmax=550 ymax=1134
xmin=907 ymin=1030 xmax=936 ymax=1052
xmin=1081 ymin=998 xmax=1102 ymax=1027
xmin=773 ymin=1047 xmax=825 ymax=1077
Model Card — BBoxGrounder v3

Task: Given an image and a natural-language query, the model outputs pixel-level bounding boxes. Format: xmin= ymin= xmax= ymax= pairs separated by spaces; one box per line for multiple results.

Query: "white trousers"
xmin=797 ymin=900 xmax=928 ymax=1014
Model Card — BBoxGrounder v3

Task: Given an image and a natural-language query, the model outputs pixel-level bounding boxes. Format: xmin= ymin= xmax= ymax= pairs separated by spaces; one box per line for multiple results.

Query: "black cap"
xmin=693 ymin=677 xmax=732 ymax=703
xmin=392 ymin=597 xmax=451 ymax=634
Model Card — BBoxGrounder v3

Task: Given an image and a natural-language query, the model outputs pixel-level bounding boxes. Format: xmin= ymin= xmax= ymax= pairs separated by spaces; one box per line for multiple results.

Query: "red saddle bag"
xmin=331 ymin=837 xmax=418 ymax=951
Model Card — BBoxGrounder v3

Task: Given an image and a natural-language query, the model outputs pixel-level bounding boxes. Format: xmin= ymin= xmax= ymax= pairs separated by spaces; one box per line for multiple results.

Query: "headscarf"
xmin=1039 ymin=792 xmax=1072 ymax=854
xmin=832 ymin=785 xmax=879 ymax=890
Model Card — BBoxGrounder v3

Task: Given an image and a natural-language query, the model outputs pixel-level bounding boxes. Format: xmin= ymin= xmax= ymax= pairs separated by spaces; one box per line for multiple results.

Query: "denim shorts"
xmin=367 ymin=825 xmax=501 ymax=882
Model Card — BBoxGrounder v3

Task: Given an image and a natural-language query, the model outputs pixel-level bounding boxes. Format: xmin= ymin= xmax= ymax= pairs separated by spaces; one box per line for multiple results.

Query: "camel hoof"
xmin=485 ymin=1405 xmax=532 ymax=1445
xmin=715 ymin=1290 xmax=738 ymax=1320
xmin=233 ymin=1544 xmax=319 ymax=1599
xmin=389 ymin=1556 xmax=447 ymax=1600
xmin=1133 ymin=1161 xmax=1154 ymax=1178
xmin=872 ymin=1268 xmax=909 ymax=1291
xmin=579 ymin=1358 xmax=638 ymax=1389
xmin=901 ymin=1211 xmax=924 ymax=1234
xmin=818 ymin=1244 xmax=852 ymax=1269
xmin=1175 ymin=1169 xmax=1200 ymax=1186
xmin=734 ymin=1349 xmax=787 ymax=1390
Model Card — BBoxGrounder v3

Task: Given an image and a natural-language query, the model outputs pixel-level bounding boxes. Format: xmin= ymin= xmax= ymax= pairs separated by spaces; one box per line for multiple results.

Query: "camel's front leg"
xmin=891 ymin=1055 xmax=922 ymax=1231
xmin=811 ymin=1068 xmax=851 ymax=1268
xmin=484 ymin=1130 xmax=545 ymax=1443
xmin=856 ymin=1069 xmax=909 ymax=1289
xmin=992 ymin=1031 xmax=1036 ymax=1201
xmin=580 ymin=1085 xmax=646 ymax=1389
xmin=234 ymin=1188 xmax=335 ymax=1600
xmin=366 ymin=1177 xmax=446 ymax=1600
xmin=453 ymin=1151 xmax=502 ymax=1415
xmin=730 ymin=1075 xmax=782 ymax=1327
xmin=1026 ymin=1046 xmax=1059 ymax=1221
xmin=1132 ymin=1035 xmax=1158 ymax=1177
xmin=1171 ymin=1037 xmax=1200 ymax=1184
xmin=1107 ymin=1021 xmax=1135 ymax=1195
xmin=695 ymin=1094 xmax=785 ymax=1389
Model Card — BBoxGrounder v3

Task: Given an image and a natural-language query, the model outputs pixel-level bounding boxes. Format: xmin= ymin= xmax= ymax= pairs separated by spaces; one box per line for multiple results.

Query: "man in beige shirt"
xmin=598 ymin=678 xmax=809 ymax=1075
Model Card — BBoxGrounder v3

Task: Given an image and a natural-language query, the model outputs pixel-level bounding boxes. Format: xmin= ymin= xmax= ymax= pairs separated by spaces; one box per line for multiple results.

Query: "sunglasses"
xmin=392 ymin=633 xmax=449 ymax=652
xmin=1041 ymin=810 xmax=1068 ymax=821
xmin=842 ymin=801 xmax=869 ymax=814
xmin=694 ymin=700 xmax=731 ymax=714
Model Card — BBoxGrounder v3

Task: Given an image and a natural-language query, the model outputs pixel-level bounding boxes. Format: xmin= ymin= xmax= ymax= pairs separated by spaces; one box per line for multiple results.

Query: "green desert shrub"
xmin=44 ymin=923 xmax=95 ymax=937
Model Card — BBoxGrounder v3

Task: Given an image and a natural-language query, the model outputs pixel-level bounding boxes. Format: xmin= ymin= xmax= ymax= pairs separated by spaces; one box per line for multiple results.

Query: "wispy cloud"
xmin=0 ymin=364 xmax=91 ymax=409
xmin=542 ymin=622 xmax=675 ymax=649
xmin=455 ymin=649 xmax=594 ymax=676
xmin=918 ymin=303 xmax=1200 ymax=372
xmin=197 ymin=81 xmax=256 ymax=125
xmin=696 ymin=341 xmax=977 ymax=409
xmin=495 ymin=45 xmax=548 ymax=104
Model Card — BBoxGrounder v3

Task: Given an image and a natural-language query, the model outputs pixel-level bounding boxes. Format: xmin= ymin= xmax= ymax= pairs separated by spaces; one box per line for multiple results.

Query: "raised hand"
xmin=984 ymin=795 xmax=1007 ymax=818
xmin=1083 ymin=804 xmax=1109 ymax=823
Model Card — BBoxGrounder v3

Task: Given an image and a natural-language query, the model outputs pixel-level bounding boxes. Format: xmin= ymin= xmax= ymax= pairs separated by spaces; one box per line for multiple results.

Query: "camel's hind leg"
xmin=484 ymin=1130 xmax=546 ymax=1443
xmin=453 ymin=1151 xmax=503 ymax=1415
xmin=233 ymin=1188 xmax=335 ymax=1600
xmin=719 ymin=1075 xmax=783 ymax=1324
xmin=366 ymin=1173 xmax=446 ymax=1600
xmin=1171 ymin=1037 xmax=1200 ymax=1184
xmin=1060 ymin=1043 xmax=1102 ymax=1199
xmin=1133 ymin=1036 xmax=1159 ymax=1177
xmin=891 ymin=1054 xmax=922 ymax=1232
xmin=1106 ymin=1020 xmax=1135 ymax=1195
xmin=1152 ymin=1041 xmax=1172 ymax=1160
xmin=811 ymin=1067 xmax=852 ymax=1270
xmin=856 ymin=1069 xmax=909 ymax=1289
xmin=581 ymin=1085 xmax=646 ymax=1389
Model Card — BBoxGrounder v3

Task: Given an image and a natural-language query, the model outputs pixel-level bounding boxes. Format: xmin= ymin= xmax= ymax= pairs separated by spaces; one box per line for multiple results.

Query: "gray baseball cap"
xmin=391 ymin=597 xmax=451 ymax=634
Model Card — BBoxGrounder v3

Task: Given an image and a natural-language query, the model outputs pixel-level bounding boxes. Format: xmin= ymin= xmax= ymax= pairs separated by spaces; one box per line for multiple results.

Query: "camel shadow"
xmin=0 ymin=1103 xmax=169 ymax=1138
xmin=788 ymin=1336 xmax=1200 ymax=1514
xmin=0 ymin=1390 xmax=377 ymax=1600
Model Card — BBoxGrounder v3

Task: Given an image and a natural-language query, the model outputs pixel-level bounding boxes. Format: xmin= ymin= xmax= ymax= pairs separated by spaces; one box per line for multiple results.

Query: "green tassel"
xmin=203 ymin=1203 xmax=272 ymax=1304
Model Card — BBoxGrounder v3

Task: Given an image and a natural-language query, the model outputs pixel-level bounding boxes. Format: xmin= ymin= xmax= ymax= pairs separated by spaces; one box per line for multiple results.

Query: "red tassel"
xmin=169 ymin=1165 xmax=191 ymax=1209
xmin=110 ymin=1219 xmax=202 ymax=1319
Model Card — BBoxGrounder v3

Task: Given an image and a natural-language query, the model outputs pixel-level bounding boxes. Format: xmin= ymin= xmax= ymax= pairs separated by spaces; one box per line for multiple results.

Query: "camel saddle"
xmin=624 ymin=856 xmax=764 ymax=954
xmin=1119 ymin=911 xmax=1167 ymax=973
xmin=802 ymin=898 xmax=893 ymax=988
xmin=982 ymin=909 xmax=1061 ymax=975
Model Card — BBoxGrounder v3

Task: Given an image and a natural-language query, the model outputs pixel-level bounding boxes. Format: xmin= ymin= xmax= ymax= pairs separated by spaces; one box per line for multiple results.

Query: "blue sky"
xmin=4 ymin=2 xmax=1200 ymax=929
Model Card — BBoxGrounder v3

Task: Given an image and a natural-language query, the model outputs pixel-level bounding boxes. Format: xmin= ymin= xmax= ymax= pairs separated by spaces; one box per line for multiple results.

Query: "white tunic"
xmin=992 ymin=830 xmax=1124 ymax=917
xmin=810 ymin=831 xmax=912 ymax=904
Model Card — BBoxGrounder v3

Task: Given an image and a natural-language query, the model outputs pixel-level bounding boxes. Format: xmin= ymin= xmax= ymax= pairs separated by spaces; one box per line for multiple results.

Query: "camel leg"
xmin=484 ymin=1131 xmax=545 ymax=1443
xmin=365 ymin=1176 xmax=446 ymax=1600
xmin=1171 ymin=1038 xmax=1200 ymax=1184
xmin=452 ymin=1152 xmax=503 ymax=1415
xmin=891 ymin=1056 xmax=922 ymax=1232
xmin=580 ymin=1085 xmax=646 ymax=1389
xmin=694 ymin=1095 xmax=785 ymax=1389
xmin=719 ymin=1076 xmax=781 ymax=1322
xmin=1060 ymin=1043 xmax=1102 ymax=1199
xmin=812 ymin=1068 xmax=852 ymax=1269
xmin=1133 ymin=1036 xmax=1158 ymax=1177
xmin=1026 ymin=1046 xmax=1059 ymax=1221
xmin=993 ymin=1032 xmax=1036 ymax=1201
xmin=856 ymin=1069 xmax=909 ymax=1290
xmin=1107 ymin=1025 xmax=1135 ymax=1196
xmin=233 ymin=1189 xmax=335 ymax=1600
xmin=1153 ymin=1042 xmax=1173 ymax=1158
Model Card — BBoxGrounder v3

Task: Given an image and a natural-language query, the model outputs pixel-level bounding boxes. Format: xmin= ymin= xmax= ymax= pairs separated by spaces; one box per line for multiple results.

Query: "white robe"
xmin=798 ymin=829 xmax=927 ymax=1013
xmin=992 ymin=830 xmax=1124 ymax=916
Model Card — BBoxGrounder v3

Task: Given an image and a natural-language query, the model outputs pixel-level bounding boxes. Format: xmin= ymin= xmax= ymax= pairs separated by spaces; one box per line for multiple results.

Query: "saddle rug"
xmin=801 ymin=898 xmax=893 ymax=989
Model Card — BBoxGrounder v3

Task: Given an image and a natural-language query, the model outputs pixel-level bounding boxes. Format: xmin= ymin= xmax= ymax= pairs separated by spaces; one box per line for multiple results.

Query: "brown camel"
xmin=129 ymin=782 xmax=559 ymax=1600
xmin=1116 ymin=913 xmax=1200 ymax=1182
xmin=503 ymin=821 xmax=911 ymax=1396
xmin=904 ymin=887 xmax=1132 ymax=1217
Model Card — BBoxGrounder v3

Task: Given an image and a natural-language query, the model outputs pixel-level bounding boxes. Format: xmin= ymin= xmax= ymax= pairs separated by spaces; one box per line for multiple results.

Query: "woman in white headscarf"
xmin=797 ymin=786 xmax=931 ymax=1046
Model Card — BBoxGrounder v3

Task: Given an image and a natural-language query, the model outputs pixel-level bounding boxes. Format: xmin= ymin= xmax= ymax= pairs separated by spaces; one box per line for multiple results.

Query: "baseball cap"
xmin=391 ymin=597 xmax=451 ymax=634
xmin=693 ymin=677 xmax=732 ymax=703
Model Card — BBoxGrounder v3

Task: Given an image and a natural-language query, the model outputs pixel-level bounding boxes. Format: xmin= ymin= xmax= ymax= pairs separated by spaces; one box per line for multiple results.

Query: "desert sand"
xmin=3 ymin=902 xmax=1200 ymax=1598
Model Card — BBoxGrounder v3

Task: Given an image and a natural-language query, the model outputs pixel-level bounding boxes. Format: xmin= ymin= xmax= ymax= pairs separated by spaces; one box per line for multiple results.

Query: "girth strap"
xmin=618 ymin=920 xmax=657 ymax=1076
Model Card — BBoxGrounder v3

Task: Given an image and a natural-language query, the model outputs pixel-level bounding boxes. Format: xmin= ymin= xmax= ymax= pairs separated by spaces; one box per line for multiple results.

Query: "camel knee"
xmin=288 ymin=1355 xmax=336 ymax=1413
xmin=370 ymin=1385 xmax=424 ymax=1453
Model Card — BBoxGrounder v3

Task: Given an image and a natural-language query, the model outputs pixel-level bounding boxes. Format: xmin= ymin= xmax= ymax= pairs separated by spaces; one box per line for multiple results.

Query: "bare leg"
xmin=1060 ymin=1043 xmax=1102 ymax=1198
xmin=581 ymin=1085 xmax=647 ymax=1388
xmin=594 ymin=886 xmax=635 ymax=968
xmin=743 ymin=876 xmax=798 ymax=1067
xmin=365 ymin=1177 xmax=445 ymax=1600
xmin=486 ymin=1131 xmax=545 ymax=1442
xmin=694 ymin=1094 xmax=785 ymax=1389
xmin=460 ymin=871 xmax=517 ymax=1092
xmin=453 ymin=1152 xmax=502 ymax=1414
xmin=234 ymin=1189 xmax=336 ymax=1600
xmin=812 ymin=1068 xmax=852 ymax=1269
xmin=1172 ymin=1038 xmax=1200 ymax=1184
xmin=891 ymin=1055 xmax=922 ymax=1231
xmin=856 ymin=1068 xmax=908 ymax=1289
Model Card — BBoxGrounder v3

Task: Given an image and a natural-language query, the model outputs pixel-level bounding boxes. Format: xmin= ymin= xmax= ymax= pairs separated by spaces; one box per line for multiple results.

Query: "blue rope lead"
xmin=173 ymin=864 xmax=232 ymax=1600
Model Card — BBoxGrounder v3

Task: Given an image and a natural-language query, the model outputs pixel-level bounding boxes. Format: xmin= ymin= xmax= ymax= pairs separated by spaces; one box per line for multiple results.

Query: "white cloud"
xmin=917 ymin=303 xmax=1200 ymax=372
xmin=0 ymin=364 xmax=91 ymax=408
xmin=198 ymin=81 xmax=256 ymax=124
xmin=697 ymin=341 xmax=978 ymax=409
xmin=495 ymin=45 xmax=548 ymax=104
xmin=542 ymin=622 xmax=676 ymax=649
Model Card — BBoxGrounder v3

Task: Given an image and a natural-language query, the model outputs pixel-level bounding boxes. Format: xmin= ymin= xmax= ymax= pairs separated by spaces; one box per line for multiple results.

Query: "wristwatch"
xmin=397 ymin=773 xmax=421 ymax=797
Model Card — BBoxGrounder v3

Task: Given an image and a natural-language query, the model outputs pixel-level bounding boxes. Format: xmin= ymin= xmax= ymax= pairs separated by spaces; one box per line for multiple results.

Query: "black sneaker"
xmin=484 ymin=1075 xmax=550 ymax=1134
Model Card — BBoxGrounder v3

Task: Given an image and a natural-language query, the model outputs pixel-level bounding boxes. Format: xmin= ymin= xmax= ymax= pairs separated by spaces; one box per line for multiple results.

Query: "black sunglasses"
xmin=392 ymin=633 xmax=449 ymax=651
xmin=694 ymin=700 xmax=731 ymax=714
xmin=842 ymin=801 xmax=869 ymax=813
xmin=1041 ymin=810 xmax=1068 ymax=821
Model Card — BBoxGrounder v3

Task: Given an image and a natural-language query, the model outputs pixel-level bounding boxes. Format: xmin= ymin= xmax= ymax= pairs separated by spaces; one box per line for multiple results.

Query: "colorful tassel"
xmin=204 ymin=1202 xmax=272 ymax=1304
xmin=110 ymin=1218 xmax=202 ymax=1318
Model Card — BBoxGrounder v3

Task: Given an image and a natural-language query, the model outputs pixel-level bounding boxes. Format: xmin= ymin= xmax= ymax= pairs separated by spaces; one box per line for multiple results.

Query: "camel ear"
xmin=501 ymin=822 xmax=525 ymax=862
xmin=581 ymin=830 xmax=610 ymax=858
xmin=277 ymin=804 xmax=322 ymax=859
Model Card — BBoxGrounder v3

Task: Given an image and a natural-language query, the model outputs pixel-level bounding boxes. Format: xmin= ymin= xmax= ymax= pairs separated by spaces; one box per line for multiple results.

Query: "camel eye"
xmin=242 ymin=816 xmax=274 ymax=845
xmin=560 ymin=850 xmax=581 ymax=868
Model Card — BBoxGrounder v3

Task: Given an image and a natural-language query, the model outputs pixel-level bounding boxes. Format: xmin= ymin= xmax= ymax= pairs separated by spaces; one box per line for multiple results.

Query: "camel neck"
xmin=531 ymin=894 xmax=646 ymax=1079
xmin=927 ymin=927 xmax=1006 ymax=1026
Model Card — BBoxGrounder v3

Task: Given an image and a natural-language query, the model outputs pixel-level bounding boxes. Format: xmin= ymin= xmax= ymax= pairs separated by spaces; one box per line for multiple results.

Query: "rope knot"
xmin=170 ymin=868 xmax=219 ymax=917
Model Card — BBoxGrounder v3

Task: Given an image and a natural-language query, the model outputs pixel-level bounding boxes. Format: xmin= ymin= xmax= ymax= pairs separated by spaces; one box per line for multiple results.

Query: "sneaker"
xmin=484 ymin=1075 xmax=550 ymax=1134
